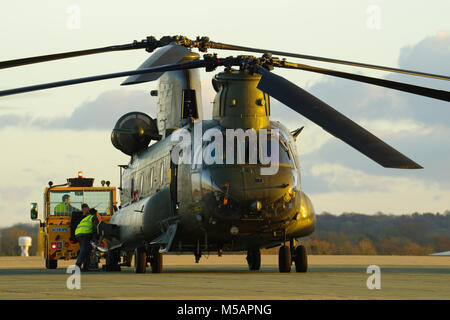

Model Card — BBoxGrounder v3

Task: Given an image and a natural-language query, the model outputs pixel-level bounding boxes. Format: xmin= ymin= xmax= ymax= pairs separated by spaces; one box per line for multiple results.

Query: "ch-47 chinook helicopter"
xmin=1 ymin=35 xmax=449 ymax=273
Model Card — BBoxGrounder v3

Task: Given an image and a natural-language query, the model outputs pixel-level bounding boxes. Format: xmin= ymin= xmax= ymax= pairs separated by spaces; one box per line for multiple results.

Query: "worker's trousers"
xmin=76 ymin=234 xmax=92 ymax=271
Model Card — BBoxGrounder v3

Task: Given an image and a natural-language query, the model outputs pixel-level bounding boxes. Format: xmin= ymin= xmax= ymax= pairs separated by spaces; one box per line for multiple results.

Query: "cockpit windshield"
xmin=49 ymin=190 xmax=113 ymax=217
xmin=203 ymin=134 xmax=295 ymax=166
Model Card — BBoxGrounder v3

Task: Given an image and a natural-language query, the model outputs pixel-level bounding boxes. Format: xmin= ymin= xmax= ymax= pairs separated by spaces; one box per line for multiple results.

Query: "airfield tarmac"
xmin=0 ymin=255 xmax=449 ymax=299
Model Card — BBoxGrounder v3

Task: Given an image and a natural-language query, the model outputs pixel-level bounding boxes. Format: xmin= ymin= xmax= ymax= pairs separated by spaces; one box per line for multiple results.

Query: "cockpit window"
xmin=280 ymin=140 xmax=294 ymax=164
xmin=203 ymin=134 xmax=294 ymax=166
xmin=260 ymin=136 xmax=294 ymax=165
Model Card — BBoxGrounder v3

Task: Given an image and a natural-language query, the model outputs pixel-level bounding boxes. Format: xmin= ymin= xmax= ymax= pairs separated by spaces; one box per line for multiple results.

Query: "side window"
xmin=150 ymin=167 xmax=154 ymax=189
xmin=160 ymin=160 xmax=164 ymax=185
xmin=130 ymin=177 xmax=134 ymax=198
xmin=280 ymin=140 xmax=294 ymax=165
xmin=139 ymin=174 xmax=144 ymax=197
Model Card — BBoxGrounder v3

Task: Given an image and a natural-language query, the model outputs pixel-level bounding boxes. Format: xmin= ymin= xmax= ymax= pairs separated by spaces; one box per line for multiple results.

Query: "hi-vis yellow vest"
xmin=75 ymin=215 xmax=94 ymax=236
xmin=54 ymin=203 xmax=69 ymax=215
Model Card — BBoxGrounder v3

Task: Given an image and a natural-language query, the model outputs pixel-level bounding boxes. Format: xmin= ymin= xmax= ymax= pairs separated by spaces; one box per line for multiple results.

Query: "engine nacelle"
xmin=111 ymin=112 xmax=159 ymax=156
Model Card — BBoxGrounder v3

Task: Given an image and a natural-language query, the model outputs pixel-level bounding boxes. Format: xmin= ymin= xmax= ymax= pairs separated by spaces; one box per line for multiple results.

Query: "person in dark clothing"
xmin=76 ymin=236 xmax=92 ymax=272
xmin=75 ymin=208 xmax=99 ymax=272
xmin=81 ymin=203 xmax=89 ymax=216
xmin=70 ymin=203 xmax=90 ymax=244
xmin=54 ymin=194 xmax=77 ymax=216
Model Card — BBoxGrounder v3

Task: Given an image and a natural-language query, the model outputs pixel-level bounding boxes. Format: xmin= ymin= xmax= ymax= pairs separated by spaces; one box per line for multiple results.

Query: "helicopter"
xmin=1 ymin=35 xmax=449 ymax=273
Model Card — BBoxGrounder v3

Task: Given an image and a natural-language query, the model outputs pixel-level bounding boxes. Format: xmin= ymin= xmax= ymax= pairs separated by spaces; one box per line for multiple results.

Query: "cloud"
xmin=305 ymin=32 xmax=450 ymax=124
xmin=0 ymin=114 xmax=30 ymax=128
xmin=0 ymin=76 xmax=217 ymax=132
xmin=398 ymin=31 xmax=450 ymax=81
xmin=0 ymin=186 xmax=33 ymax=202
xmin=271 ymin=33 xmax=449 ymax=161
xmin=302 ymin=123 xmax=450 ymax=184
xmin=307 ymin=162 xmax=424 ymax=193
xmin=0 ymin=90 xmax=157 ymax=131
xmin=64 ymin=90 xmax=157 ymax=130
xmin=387 ymin=32 xmax=450 ymax=125
xmin=268 ymin=32 xmax=450 ymax=200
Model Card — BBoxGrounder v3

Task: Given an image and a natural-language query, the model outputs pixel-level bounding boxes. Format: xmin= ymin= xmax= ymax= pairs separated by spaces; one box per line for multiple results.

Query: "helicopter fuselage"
xmin=109 ymin=119 xmax=315 ymax=254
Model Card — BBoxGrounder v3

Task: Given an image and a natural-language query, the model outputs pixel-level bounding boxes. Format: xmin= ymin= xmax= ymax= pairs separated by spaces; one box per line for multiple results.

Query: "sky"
xmin=0 ymin=0 xmax=449 ymax=226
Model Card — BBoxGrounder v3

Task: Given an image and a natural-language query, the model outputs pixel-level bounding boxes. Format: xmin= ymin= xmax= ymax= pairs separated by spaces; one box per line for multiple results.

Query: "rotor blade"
xmin=121 ymin=44 xmax=190 ymax=85
xmin=277 ymin=61 xmax=450 ymax=102
xmin=0 ymin=42 xmax=149 ymax=70
xmin=209 ymin=41 xmax=450 ymax=81
xmin=255 ymin=66 xmax=422 ymax=169
xmin=0 ymin=59 xmax=208 ymax=97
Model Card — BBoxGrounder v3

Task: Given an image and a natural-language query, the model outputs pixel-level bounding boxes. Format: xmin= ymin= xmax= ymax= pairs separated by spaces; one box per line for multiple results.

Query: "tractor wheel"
xmin=46 ymin=259 xmax=57 ymax=269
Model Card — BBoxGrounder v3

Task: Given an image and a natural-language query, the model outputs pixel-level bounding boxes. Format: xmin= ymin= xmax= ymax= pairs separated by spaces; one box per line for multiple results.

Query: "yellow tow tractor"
xmin=30 ymin=172 xmax=117 ymax=269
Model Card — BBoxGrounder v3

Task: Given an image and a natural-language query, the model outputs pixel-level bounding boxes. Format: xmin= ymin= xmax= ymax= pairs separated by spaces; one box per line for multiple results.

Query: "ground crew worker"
xmin=81 ymin=203 xmax=89 ymax=216
xmin=75 ymin=208 xmax=98 ymax=271
xmin=54 ymin=194 xmax=75 ymax=216
xmin=69 ymin=203 xmax=90 ymax=244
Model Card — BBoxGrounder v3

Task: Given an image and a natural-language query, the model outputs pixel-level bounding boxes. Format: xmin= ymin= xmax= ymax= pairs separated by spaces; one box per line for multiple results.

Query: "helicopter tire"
xmin=278 ymin=245 xmax=291 ymax=273
xmin=246 ymin=248 xmax=261 ymax=271
xmin=103 ymin=248 xmax=121 ymax=271
xmin=150 ymin=247 xmax=163 ymax=273
xmin=134 ymin=247 xmax=147 ymax=274
xmin=106 ymin=248 xmax=120 ymax=265
xmin=294 ymin=245 xmax=308 ymax=273
xmin=46 ymin=258 xmax=57 ymax=269
xmin=122 ymin=251 xmax=132 ymax=267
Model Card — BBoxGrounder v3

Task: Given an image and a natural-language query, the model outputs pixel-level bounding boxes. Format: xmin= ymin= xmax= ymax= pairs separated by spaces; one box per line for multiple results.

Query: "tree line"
xmin=0 ymin=223 xmax=39 ymax=256
xmin=1 ymin=212 xmax=450 ymax=256
xmin=301 ymin=211 xmax=450 ymax=255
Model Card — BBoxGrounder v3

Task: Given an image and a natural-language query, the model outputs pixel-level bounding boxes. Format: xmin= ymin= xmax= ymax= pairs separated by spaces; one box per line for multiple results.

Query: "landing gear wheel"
xmin=150 ymin=247 xmax=163 ymax=273
xmin=122 ymin=251 xmax=132 ymax=267
xmin=246 ymin=248 xmax=261 ymax=271
xmin=103 ymin=248 xmax=121 ymax=272
xmin=278 ymin=245 xmax=291 ymax=273
xmin=134 ymin=247 xmax=147 ymax=274
xmin=294 ymin=245 xmax=308 ymax=273
xmin=46 ymin=259 xmax=57 ymax=269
